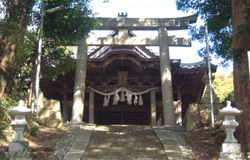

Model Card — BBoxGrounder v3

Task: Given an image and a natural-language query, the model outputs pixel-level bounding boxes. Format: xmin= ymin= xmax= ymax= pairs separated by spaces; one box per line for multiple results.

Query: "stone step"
xmin=83 ymin=151 xmax=167 ymax=157
xmin=88 ymin=141 xmax=161 ymax=146
xmin=87 ymin=145 xmax=164 ymax=151
xmin=89 ymin=138 xmax=160 ymax=143
xmin=83 ymin=155 xmax=166 ymax=160
xmin=82 ymin=125 xmax=167 ymax=160
xmin=84 ymin=148 xmax=166 ymax=155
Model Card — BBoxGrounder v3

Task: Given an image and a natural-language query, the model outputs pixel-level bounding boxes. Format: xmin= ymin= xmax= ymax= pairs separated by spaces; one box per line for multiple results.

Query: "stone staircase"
xmin=82 ymin=125 xmax=167 ymax=160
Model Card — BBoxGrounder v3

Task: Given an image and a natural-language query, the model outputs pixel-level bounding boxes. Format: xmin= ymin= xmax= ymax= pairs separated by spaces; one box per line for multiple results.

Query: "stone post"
xmin=158 ymin=27 xmax=175 ymax=125
xmin=248 ymin=51 xmax=250 ymax=78
xmin=5 ymin=100 xmax=32 ymax=159
xmin=151 ymin=89 xmax=156 ymax=126
xmin=89 ymin=89 xmax=94 ymax=123
xmin=218 ymin=101 xmax=244 ymax=160
xmin=177 ymin=85 xmax=182 ymax=126
xmin=63 ymin=85 xmax=68 ymax=122
xmin=71 ymin=39 xmax=88 ymax=123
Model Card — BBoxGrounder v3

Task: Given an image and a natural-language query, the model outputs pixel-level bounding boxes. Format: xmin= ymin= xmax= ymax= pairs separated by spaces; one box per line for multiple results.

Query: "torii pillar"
xmin=71 ymin=39 xmax=88 ymax=123
xmin=159 ymin=27 xmax=175 ymax=125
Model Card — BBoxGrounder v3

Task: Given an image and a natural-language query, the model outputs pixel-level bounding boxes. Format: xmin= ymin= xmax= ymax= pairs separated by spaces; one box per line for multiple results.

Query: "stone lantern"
xmin=218 ymin=101 xmax=244 ymax=160
xmin=5 ymin=100 xmax=32 ymax=159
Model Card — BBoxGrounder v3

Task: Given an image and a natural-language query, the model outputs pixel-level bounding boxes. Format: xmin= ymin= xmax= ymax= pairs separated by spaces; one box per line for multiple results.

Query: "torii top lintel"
xmin=95 ymin=15 xmax=197 ymax=30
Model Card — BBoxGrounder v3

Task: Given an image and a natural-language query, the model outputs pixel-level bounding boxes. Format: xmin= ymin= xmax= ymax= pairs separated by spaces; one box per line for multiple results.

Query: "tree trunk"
xmin=232 ymin=0 xmax=250 ymax=153
xmin=0 ymin=0 xmax=35 ymax=99
xmin=0 ymin=41 xmax=17 ymax=99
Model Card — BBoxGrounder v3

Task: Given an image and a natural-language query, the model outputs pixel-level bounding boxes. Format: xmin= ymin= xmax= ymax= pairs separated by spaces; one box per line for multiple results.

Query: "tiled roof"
xmin=180 ymin=60 xmax=207 ymax=69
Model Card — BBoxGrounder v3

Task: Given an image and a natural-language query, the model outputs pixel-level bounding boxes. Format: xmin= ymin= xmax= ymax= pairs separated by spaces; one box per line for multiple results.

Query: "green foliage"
xmin=42 ymin=0 xmax=97 ymax=45
xmin=16 ymin=31 xmax=36 ymax=64
xmin=0 ymin=0 xmax=36 ymax=99
xmin=0 ymin=96 xmax=18 ymax=111
xmin=212 ymin=73 xmax=234 ymax=103
xmin=237 ymin=1 xmax=250 ymax=42
xmin=36 ymin=0 xmax=97 ymax=80
xmin=27 ymin=120 xmax=41 ymax=136
xmin=29 ymin=126 xmax=40 ymax=136
xmin=12 ymin=30 xmax=36 ymax=98
xmin=1 ymin=0 xmax=98 ymax=96
xmin=0 ymin=97 xmax=18 ymax=136
xmin=176 ymin=0 xmax=233 ymax=64
xmin=42 ymin=42 xmax=75 ymax=80
xmin=0 ymin=1 xmax=35 ymax=45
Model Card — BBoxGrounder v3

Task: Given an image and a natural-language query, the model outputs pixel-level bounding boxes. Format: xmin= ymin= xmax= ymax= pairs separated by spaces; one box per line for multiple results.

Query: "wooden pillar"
xmin=63 ymin=85 xmax=68 ymax=123
xmin=158 ymin=27 xmax=175 ymax=125
xmin=89 ymin=90 xmax=94 ymax=123
xmin=151 ymin=90 xmax=156 ymax=126
xmin=71 ymin=39 xmax=88 ymax=123
xmin=177 ymin=85 xmax=182 ymax=126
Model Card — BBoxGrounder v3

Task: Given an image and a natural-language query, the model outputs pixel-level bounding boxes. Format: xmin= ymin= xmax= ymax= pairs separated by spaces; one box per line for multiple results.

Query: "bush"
xmin=28 ymin=120 xmax=41 ymax=136
xmin=0 ymin=97 xmax=18 ymax=144
xmin=0 ymin=97 xmax=18 ymax=129
xmin=29 ymin=126 xmax=40 ymax=136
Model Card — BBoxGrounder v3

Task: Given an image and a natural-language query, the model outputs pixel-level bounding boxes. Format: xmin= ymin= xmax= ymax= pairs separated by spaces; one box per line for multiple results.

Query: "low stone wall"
xmin=35 ymin=91 xmax=63 ymax=128
xmin=185 ymin=74 xmax=225 ymax=131
xmin=185 ymin=103 xmax=224 ymax=131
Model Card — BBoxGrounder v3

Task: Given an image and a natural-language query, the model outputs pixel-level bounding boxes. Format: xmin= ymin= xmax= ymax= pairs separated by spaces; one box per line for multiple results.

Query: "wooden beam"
xmin=87 ymin=35 xmax=159 ymax=46
xmin=87 ymin=36 xmax=191 ymax=46
xmin=95 ymin=15 xmax=197 ymax=30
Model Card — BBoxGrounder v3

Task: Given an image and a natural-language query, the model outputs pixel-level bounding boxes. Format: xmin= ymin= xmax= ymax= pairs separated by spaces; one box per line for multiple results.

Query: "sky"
xmin=89 ymin=0 xmax=233 ymax=74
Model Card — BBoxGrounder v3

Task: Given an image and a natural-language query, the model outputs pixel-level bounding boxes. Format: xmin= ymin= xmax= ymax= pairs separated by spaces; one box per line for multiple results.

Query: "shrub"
xmin=29 ymin=126 xmax=40 ymax=136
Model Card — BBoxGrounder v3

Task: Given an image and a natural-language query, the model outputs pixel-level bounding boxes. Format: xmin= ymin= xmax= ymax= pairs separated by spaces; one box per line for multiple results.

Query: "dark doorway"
xmin=95 ymin=94 xmax=150 ymax=125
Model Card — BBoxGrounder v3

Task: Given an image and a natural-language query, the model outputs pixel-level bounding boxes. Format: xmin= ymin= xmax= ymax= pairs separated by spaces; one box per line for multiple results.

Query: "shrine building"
xmin=40 ymin=15 xmax=217 ymax=126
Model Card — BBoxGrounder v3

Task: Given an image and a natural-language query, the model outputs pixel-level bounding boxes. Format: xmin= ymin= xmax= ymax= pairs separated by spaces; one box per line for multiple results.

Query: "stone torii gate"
xmin=71 ymin=15 xmax=197 ymax=125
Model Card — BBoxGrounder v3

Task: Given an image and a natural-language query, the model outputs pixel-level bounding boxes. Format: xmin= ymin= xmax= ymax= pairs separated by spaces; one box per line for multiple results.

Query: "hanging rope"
xmin=103 ymin=96 xmax=108 ymax=106
xmin=88 ymin=87 xmax=158 ymax=96
xmin=139 ymin=95 xmax=143 ymax=106
xmin=126 ymin=92 xmax=132 ymax=105
xmin=113 ymin=91 xmax=119 ymax=105
xmin=120 ymin=91 xmax=125 ymax=102
xmin=134 ymin=95 xmax=138 ymax=105
xmin=88 ymin=87 xmax=158 ymax=106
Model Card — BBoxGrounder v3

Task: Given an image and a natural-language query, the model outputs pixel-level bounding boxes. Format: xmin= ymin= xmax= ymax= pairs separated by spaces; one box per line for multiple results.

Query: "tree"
xmin=176 ymin=0 xmax=250 ymax=153
xmin=213 ymin=73 xmax=234 ymax=102
xmin=176 ymin=0 xmax=232 ymax=62
xmin=41 ymin=0 xmax=96 ymax=78
xmin=0 ymin=0 xmax=98 ymax=144
xmin=0 ymin=0 xmax=97 ymax=101
xmin=27 ymin=0 xmax=97 ymax=107
xmin=0 ymin=0 xmax=35 ymax=99
xmin=231 ymin=0 xmax=250 ymax=153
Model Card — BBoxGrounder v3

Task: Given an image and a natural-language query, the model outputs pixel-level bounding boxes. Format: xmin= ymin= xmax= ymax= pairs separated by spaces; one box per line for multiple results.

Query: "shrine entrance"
xmin=95 ymin=103 xmax=150 ymax=125
xmin=94 ymin=92 xmax=151 ymax=125
xmin=89 ymin=86 xmax=155 ymax=125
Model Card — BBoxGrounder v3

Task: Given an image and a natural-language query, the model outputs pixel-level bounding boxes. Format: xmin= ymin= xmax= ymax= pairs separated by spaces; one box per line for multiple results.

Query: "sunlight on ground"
xmin=94 ymin=126 xmax=110 ymax=132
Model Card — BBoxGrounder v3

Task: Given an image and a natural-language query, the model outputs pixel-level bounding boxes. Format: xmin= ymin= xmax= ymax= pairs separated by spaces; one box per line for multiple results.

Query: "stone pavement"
xmin=62 ymin=123 xmax=96 ymax=160
xmin=153 ymin=126 xmax=193 ymax=160
xmin=82 ymin=125 xmax=167 ymax=160
xmin=62 ymin=124 xmax=193 ymax=160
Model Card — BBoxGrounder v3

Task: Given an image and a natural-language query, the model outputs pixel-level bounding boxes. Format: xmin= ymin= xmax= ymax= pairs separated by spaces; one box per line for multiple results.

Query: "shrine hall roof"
xmin=87 ymin=45 xmax=216 ymax=72
xmin=180 ymin=60 xmax=207 ymax=69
